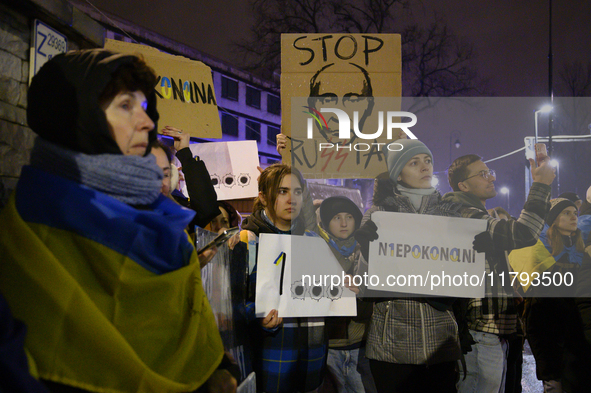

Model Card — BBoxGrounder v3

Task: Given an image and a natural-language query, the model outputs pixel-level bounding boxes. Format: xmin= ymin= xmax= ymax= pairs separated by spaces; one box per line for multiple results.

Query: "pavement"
xmin=521 ymin=340 xmax=543 ymax=393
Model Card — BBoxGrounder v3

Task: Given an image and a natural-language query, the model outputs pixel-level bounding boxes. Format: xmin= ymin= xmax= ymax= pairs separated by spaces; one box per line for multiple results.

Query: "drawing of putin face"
xmin=308 ymin=62 xmax=374 ymax=145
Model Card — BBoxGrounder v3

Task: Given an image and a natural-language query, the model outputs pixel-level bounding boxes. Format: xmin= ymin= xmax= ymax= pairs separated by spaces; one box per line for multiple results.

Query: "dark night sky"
xmin=85 ymin=0 xmax=591 ymax=96
xmin=83 ymin=0 xmax=591 ymax=213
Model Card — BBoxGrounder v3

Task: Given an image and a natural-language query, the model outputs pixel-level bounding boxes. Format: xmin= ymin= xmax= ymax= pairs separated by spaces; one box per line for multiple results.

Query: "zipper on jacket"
xmin=418 ymin=195 xmax=427 ymax=214
xmin=419 ymin=302 xmax=428 ymax=365
xmin=447 ymin=309 xmax=458 ymax=336
xmin=382 ymin=301 xmax=390 ymax=344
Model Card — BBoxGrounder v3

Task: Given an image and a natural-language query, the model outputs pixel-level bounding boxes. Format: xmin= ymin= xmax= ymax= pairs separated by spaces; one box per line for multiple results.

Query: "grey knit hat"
xmin=384 ymin=139 xmax=433 ymax=183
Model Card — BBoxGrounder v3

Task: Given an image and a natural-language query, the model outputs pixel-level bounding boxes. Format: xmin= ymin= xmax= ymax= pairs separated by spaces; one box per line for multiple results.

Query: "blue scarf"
xmin=539 ymin=224 xmax=583 ymax=266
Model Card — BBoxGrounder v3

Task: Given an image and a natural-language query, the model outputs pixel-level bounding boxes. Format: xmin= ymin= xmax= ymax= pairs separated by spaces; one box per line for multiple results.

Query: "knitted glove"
xmin=473 ymin=231 xmax=494 ymax=253
xmin=355 ymin=220 xmax=379 ymax=260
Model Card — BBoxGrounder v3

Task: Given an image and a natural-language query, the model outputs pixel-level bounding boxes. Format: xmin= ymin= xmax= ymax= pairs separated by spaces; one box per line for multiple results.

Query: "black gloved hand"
xmin=355 ymin=219 xmax=379 ymax=260
xmin=473 ymin=231 xmax=494 ymax=253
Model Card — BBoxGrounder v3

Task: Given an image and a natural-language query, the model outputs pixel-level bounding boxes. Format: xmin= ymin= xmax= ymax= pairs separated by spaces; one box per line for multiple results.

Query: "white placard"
xmin=368 ymin=211 xmax=487 ymax=298
xmin=29 ymin=20 xmax=68 ymax=85
xmin=181 ymin=141 xmax=260 ymax=200
xmin=255 ymin=234 xmax=357 ymax=318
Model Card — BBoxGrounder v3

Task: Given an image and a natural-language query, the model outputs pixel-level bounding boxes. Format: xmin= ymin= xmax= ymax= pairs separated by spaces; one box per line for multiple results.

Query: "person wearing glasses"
xmin=444 ymin=154 xmax=555 ymax=393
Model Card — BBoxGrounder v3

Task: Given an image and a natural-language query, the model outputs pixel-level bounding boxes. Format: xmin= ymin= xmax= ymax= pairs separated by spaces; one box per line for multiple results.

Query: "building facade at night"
xmin=0 ymin=0 xmax=282 ymax=208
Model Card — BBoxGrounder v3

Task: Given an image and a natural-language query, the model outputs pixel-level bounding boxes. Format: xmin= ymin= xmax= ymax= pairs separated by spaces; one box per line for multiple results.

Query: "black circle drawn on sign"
xmin=237 ymin=173 xmax=251 ymax=187
xmin=311 ymin=286 xmax=323 ymax=297
xmin=210 ymin=175 xmax=220 ymax=187
xmin=223 ymin=174 xmax=235 ymax=187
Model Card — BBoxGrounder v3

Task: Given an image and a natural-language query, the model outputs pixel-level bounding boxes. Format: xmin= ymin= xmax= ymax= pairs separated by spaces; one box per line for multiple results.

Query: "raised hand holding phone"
xmin=534 ymin=143 xmax=548 ymax=167
xmin=197 ymin=227 xmax=240 ymax=255
xmin=528 ymin=149 xmax=556 ymax=186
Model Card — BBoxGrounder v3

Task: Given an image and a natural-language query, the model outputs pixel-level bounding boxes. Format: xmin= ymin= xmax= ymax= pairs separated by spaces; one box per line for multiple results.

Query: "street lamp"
xmin=534 ymin=105 xmax=553 ymax=144
xmin=549 ymin=159 xmax=560 ymax=195
xmin=449 ymin=130 xmax=462 ymax=164
xmin=500 ymin=186 xmax=510 ymax=214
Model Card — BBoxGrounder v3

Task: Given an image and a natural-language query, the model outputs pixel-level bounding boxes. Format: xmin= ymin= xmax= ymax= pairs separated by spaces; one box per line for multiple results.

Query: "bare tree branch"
xmin=235 ymin=0 xmax=489 ymax=96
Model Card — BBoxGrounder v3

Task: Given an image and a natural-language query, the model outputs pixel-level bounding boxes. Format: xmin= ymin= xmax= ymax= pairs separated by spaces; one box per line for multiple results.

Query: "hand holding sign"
xmin=261 ymin=309 xmax=283 ymax=329
xmin=354 ymin=219 xmax=379 ymax=260
xmin=161 ymin=126 xmax=190 ymax=151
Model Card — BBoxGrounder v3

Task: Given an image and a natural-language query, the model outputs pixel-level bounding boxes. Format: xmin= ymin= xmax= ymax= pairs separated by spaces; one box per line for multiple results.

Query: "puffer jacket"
xmin=361 ymin=175 xmax=463 ymax=365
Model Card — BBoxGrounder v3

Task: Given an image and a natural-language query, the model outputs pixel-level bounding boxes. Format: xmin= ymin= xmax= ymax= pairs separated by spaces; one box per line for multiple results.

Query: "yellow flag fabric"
xmin=0 ymin=194 xmax=224 ymax=392
xmin=508 ymin=239 xmax=556 ymax=293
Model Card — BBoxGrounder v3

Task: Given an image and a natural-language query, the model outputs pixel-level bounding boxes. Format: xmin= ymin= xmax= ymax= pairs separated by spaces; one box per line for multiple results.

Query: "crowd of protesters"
xmin=2 ymin=49 xmax=591 ymax=393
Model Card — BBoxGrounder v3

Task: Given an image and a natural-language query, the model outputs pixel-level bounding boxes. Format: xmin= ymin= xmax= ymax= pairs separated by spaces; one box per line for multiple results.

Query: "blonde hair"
xmin=253 ymin=164 xmax=304 ymax=223
xmin=547 ymin=224 xmax=585 ymax=256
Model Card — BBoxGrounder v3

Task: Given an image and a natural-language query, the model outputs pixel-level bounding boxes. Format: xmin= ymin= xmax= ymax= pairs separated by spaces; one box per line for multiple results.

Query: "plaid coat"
xmin=442 ymin=182 xmax=551 ymax=336
xmin=361 ymin=177 xmax=463 ymax=365
xmin=242 ymin=211 xmax=327 ymax=393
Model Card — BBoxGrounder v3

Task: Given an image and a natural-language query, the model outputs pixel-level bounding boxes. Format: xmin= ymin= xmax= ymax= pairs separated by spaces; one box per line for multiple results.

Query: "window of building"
xmin=246 ymin=86 xmax=261 ymax=109
xmin=267 ymin=126 xmax=280 ymax=146
xmin=221 ymin=113 xmax=239 ymax=136
xmin=267 ymin=94 xmax=281 ymax=115
xmin=245 ymin=120 xmax=261 ymax=142
xmin=221 ymin=77 xmax=238 ymax=101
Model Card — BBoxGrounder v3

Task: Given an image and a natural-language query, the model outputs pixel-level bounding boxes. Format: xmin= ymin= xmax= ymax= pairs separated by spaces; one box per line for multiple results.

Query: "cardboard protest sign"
xmin=181 ymin=141 xmax=260 ymax=200
xmin=104 ymin=39 xmax=222 ymax=139
xmin=367 ymin=211 xmax=487 ymax=298
xmin=255 ymin=234 xmax=357 ymax=318
xmin=281 ymin=34 xmax=402 ymax=178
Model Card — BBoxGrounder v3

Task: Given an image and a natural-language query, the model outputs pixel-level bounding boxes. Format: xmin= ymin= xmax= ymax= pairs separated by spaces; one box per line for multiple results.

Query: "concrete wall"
xmin=0 ymin=0 xmax=103 ymax=207
xmin=0 ymin=2 xmax=34 ymax=206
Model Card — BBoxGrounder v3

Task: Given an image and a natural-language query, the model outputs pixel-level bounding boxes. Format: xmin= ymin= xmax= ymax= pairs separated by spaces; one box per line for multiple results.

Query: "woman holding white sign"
xmin=354 ymin=139 xmax=462 ymax=393
xmin=240 ymin=164 xmax=327 ymax=393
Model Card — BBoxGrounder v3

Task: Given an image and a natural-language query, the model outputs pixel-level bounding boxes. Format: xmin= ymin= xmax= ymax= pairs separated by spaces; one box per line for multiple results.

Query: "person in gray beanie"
xmin=354 ymin=139 xmax=464 ymax=393
xmin=385 ymin=139 xmax=433 ymax=185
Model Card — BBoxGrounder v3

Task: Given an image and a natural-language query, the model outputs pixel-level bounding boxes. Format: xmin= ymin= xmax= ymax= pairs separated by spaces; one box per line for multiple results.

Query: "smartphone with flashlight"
xmin=197 ymin=227 xmax=240 ymax=255
xmin=534 ymin=143 xmax=548 ymax=167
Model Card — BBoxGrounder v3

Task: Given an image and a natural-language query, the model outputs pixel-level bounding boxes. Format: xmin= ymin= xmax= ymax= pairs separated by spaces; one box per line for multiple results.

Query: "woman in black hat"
xmin=0 ymin=49 xmax=234 ymax=392
xmin=510 ymin=198 xmax=589 ymax=392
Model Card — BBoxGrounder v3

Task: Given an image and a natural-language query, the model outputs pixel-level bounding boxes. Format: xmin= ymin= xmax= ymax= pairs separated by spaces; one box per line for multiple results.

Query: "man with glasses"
xmin=444 ymin=154 xmax=555 ymax=393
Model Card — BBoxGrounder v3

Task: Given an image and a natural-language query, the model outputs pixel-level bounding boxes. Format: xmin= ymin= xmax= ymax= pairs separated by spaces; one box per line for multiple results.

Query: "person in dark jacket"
xmin=240 ymin=163 xmax=327 ymax=393
xmin=354 ymin=139 xmax=462 ymax=393
xmin=510 ymin=198 xmax=590 ymax=393
xmin=161 ymin=125 xmax=221 ymax=229
xmin=575 ymin=208 xmax=591 ymax=390
xmin=306 ymin=196 xmax=376 ymax=393
xmin=576 ymin=185 xmax=591 ymax=352
xmin=577 ymin=186 xmax=591 ymax=244
xmin=0 ymin=49 xmax=235 ymax=393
